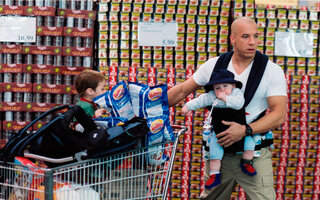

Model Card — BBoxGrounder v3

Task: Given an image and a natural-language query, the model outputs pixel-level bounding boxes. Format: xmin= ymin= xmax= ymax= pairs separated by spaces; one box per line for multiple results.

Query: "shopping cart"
xmin=0 ymin=125 xmax=187 ymax=200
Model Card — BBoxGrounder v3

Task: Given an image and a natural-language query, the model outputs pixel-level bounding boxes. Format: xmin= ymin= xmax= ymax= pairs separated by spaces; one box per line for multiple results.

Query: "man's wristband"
xmin=245 ymin=124 xmax=253 ymax=137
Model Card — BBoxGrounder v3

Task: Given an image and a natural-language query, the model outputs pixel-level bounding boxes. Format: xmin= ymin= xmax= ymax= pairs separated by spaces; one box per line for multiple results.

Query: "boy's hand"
xmin=181 ymin=105 xmax=189 ymax=114
xmin=94 ymin=108 xmax=107 ymax=118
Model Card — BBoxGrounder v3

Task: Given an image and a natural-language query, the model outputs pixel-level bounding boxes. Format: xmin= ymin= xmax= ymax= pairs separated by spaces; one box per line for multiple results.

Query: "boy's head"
xmin=75 ymin=70 xmax=106 ymax=100
xmin=205 ymin=69 xmax=242 ymax=92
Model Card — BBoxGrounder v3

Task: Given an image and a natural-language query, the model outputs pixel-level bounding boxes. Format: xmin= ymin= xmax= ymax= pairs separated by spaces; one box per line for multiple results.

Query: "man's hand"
xmin=216 ymin=121 xmax=246 ymax=147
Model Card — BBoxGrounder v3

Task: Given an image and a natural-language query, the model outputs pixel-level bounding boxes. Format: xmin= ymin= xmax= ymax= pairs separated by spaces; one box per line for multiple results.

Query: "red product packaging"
xmin=181 ymin=187 xmax=189 ymax=198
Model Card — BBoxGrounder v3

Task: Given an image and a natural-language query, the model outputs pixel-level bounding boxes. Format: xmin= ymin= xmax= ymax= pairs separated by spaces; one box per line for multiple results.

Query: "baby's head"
xmin=213 ymin=82 xmax=236 ymax=96
xmin=205 ymin=69 xmax=242 ymax=92
xmin=75 ymin=70 xmax=106 ymax=100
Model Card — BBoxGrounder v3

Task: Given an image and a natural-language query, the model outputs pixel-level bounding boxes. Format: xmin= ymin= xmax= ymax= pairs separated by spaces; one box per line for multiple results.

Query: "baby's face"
xmin=213 ymin=83 xmax=235 ymax=96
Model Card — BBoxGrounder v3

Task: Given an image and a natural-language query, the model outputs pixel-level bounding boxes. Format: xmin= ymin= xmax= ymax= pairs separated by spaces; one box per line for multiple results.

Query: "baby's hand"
xmin=95 ymin=108 xmax=107 ymax=118
xmin=182 ymin=105 xmax=189 ymax=114
xmin=217 ymin=93 xmax=227 ymax=102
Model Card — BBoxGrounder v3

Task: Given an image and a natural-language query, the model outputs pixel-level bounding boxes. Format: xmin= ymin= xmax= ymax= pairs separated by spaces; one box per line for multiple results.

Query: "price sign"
xmin=275 ymin=31 xmax=314 ymax=57
xmin=138 ymin=22 xmax=177 ymax=47
xmin=0 ymin=16 xmax=36 ymax=43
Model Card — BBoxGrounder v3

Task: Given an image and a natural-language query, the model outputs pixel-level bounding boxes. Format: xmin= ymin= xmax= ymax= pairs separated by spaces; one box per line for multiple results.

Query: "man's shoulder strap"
xmin=243 ymin=51 xmax=269 ymax=107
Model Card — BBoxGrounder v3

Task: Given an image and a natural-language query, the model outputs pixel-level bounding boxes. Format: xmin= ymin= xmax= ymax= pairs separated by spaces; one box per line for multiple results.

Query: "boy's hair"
xmin=75 ymin=70 xmax=105 ymax=97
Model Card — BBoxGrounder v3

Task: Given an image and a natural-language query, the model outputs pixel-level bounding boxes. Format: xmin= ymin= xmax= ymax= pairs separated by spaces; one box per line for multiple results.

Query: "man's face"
xmin=213 ymin=83 xmax=234 ymax=97
xmin=93 ymin=80 xmax=107 ymax=98
xmin=230 ymin=22 xmax=259 ymax=59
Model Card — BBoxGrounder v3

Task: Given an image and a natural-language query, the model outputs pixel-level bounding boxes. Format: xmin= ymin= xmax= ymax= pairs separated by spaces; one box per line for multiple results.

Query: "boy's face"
xmin=92 ymin=80 xmax=107 ymax=98
xmin=213 ymin=83 xmax=235 ymax=96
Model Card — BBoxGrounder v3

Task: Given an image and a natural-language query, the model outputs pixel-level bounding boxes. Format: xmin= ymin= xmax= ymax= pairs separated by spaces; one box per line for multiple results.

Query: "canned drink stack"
xmin=44 ymin=74 xmax=53 ymax=84
xmin=5 ymin=54 xmax=13 ymax=64
xmin=27 ymin=0 xmax=34 ymax=6
xmin=36 ymin=55 xmax=44 ymax=64
xmin=36 ymin=16 xmax=43 ymax=26
xmin=45 ymin=16 xmax=54 ymax=27
xmin=23 ymin=73 xmax=32 ymax=83
xmin=64 ymin=37 xmax=73 ymax=47
xmin=55 ymin=93 xmax=63 ymax=104
xmin=4 ymin=0 xmax=13 ymax=5
xmin=64 ymin=75 xmax=72 ymax=85
xmin=70 ymin=0 xmax=76 ymax=10
xmin=4 ymin=91 xmax=13 ymax=102
xmin=36 ymin=35 xmax=43 ymax=45
xmin=26 ymin=54 xmax=33 ymax=64
xmin=65 ymin=56 xmax=73 ymax=66
xmin=4 ymin=73 xmax=13 ymax=82
xmin=44 ymin=55 xmax=53 ymax=65
xmin=15 ymin=54 xmax=22 ymax=64
xmin=44 ymin=93 xmax=52 ymax=103
xmin=25 ymin=112 xmax=32 ymax=122
xmin=14 ymin=73 xmax=23 ymax=83
xmin=44 ymin=36 xmax=52 ymax=46
xmin=34 ymin=93 xmax=43 ymax=103
xmin=6 ymin=111 xmax=13 ymax=121
xmin=55 ymin=16 xmax=64 ymax=27
xmin=83 ymin=57 xmax=91 ymax=67
xmin=74 ymin=56 xmax=82 ymax=66
xmin=13 ymin=92 xmax=23 ymax=102
xmin=75 ymin=37 xmax=83 ymax=47
xmin=54 ymin=74 xmax=62 ymax=84
xmin=80 ymin=0 xmax=86 ymax=10
xmin=87 ymin=0 xmax=93 ymax=11
xmin=34 ymin=73 xmax=43 ymax=84
xmin=54 ymin=55 xmax=63 ymax=66
xmin=63 ymin=94 xmax=72 ymax=104
xmin=24 ymin=92 xmax=33 ymax=102
xmin=17 ymin=0 xmax=24 ymax=6
xmin=45 ymin=0 xmax=53 ymax=7
xmin=14 ymin=111 xmax=24 ymax=121
xmin=35 ymin=0 xmax=44 ymax=7
xmin=59 ymin=0 xmax=67 ymax=9
xmin=67 ymin=17 xmax=74 ymax=27
xmin=54 ymin=36 xmax=63 ymax=46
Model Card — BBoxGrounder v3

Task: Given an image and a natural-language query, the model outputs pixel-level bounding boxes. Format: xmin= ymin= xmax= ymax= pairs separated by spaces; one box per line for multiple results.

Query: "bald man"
xmin=168 ymin=17 xmax=287 ymax=199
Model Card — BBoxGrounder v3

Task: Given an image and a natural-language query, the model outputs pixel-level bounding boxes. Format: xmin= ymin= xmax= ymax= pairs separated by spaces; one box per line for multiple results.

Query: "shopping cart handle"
xmin=24 ymin=152 xmax=74 ymax=163
xmin=171 ymin=125 xmax=188 ymax=138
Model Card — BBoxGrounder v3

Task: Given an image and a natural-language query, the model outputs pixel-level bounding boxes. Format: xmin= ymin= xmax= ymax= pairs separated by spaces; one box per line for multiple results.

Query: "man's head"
xmin=230 ymin=17 xmax=259 ymax=59
xmin=75 ymin=70 xmax=106 ymax=100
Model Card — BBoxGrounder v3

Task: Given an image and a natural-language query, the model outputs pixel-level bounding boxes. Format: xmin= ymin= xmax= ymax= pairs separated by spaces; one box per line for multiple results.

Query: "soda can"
xmin=0 ymin=92 xmax=2 ymax=101
xmin=70 ymin=0 xmax=76 ymax=10
xmin=44 ymin=36 xmax=52 ymax=46
xmin=4 ymin=73 xmax=13 ymax=82
xmin=55 ymin=16 xmax=64 ymax=27
xmin=17 ymin=0 xmax=24 ymax=6
xmin=74 ymin=37 xmax=83 ymax=47
xmin=0 ymin=54 xmax=3 ymax=63
xmin=66 ymin=17 xmax=74 ymax=27
xmin=35 ymin=0 xmax=44 ymax=7
xmin=27 ymin=0 xmax=34 ymax=6
xmin=23 ymin=73 xmax=32 ymax=83
xmin=77 ymin=18 xmax=84 ymax=28
xmin=64 ymin=37 xmax=73 ymax=47
xmin=25 ymin=112 xmax=32 ymax=122
xmin=13 ymin=92 xmax=23 ymax=102
xmin=72 ymin=95 xmax=78 ymax=104
xmin=45 ymin=0 xmax=53 ymax=7
xmin=34 ymin=93 xmax=43 ymax=103
xmin=36 ymin=16 xmax=43 ymax=26
xmin=86 ymin=19 xmax=93 ymax=28
xmin=15 ymin=54 xmax=22 ymax=64
xmin=80 ymin=0 xmax=86 ymax=10
xmin=74 ymin=56 xmax=82 ymax=66
xmin=64 ymin=75 xmax=73 ymax=85
xmin=65 ymin=56 xmax=73 ymax=66
xmin=36 ymin=55 xmax=44 ymax=64
xmin=44 ymin=55 xmax=53 ymax=65
xmin=44 ymin=74 xmax=53 ymax=84
xmin=5 ymin=54 xmax=13 ymax=64
xmin=84 ymin=38 xmax=92 ymax=47
xmin=24 ymin=92 xmax=33 ymax=102
xmin=14 ymin=111 xmax=24 ymax=121
xmin=54 ymin=55 xmax=63 ymax=66
xmin=4 ymin=0 xmax=13 ymax=5
xmin=6 ymin=111 xmax=13 ymax=121
xmin=63 ymin=94 xmax=72 ymax=104
xmin=14 ymin=73 xmax=23 ymax=83
xmin=26 ymin=54 xmax=33 ymax=64
xmin=34 ymin=73 xmax=43 ymax=84
xmin=44 ymin=93 xmax=52 ymax=103
xmin=55 ymin=93 xmax=63 ymax=104
xmin=83 ymin=57 xmax=91 ymax=67
xmin=59 ymin=0 xmax=67 ymax=9
xmin=87 ymin=0 xmax=93 ymax=10
xmin=36 ymin=35 xmax=43 ymax=45
xmin=4 ymin=92 xmax=12 ymax=102
xmin=53 ymin=36 xmax=63 ymax=46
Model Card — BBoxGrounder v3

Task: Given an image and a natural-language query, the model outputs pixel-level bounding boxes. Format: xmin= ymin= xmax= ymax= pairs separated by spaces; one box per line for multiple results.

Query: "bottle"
xmin=202 ymin=119 xmax=211 ymax=144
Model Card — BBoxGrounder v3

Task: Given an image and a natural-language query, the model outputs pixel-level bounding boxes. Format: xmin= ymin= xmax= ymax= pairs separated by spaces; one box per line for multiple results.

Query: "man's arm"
xmin=216 ymin=95 xmax=287 ymax=147
xmin=168 ymin=76 xmax=201 ymax=107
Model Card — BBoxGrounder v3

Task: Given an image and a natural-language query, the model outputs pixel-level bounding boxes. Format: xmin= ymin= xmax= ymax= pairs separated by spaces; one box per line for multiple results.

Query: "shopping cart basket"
xmin=0 ymin=125 xmax=187 ymax=200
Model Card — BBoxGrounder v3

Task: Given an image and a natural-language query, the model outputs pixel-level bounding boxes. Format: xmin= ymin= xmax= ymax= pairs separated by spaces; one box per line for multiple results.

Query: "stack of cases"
xmin=273 ymin=74 xmax=320 ymax=200
xmin=253 ymin=4 xmax=320 ymax=75
xmin=95 ymin=0 xmax=320 ymax=199
xmin=0 ymin=0 xmax=96 ymax=139
xmin=98 ymin=0 xmax=233 ymax=198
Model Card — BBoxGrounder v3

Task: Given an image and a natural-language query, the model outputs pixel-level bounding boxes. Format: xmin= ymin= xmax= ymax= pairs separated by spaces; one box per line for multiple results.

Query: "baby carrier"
xmin=1 ymin=105 xmax=149 ymax=166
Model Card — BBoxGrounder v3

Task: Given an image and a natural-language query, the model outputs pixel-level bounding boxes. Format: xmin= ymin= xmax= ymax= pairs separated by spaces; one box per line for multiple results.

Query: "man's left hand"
xmin=216 ymin=121 xmax=246 ymax=147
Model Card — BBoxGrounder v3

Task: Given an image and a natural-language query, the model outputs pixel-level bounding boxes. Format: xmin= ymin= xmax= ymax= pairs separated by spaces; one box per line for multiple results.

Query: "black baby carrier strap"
xmin=207 ymin=51 xmax=269 ymax=153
